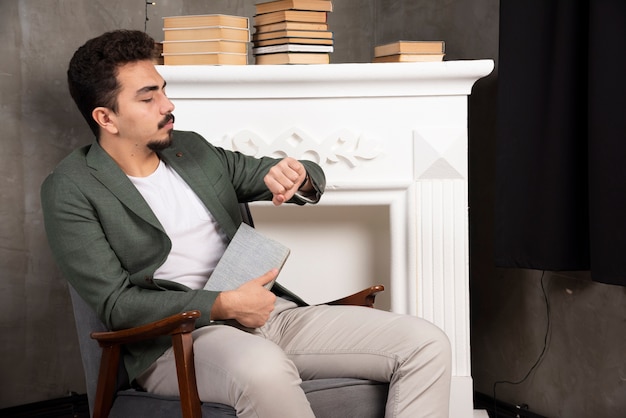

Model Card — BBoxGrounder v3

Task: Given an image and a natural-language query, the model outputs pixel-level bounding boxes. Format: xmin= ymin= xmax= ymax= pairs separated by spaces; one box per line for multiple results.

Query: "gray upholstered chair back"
xmin=69 ymin=285 xmax=127 ymax=414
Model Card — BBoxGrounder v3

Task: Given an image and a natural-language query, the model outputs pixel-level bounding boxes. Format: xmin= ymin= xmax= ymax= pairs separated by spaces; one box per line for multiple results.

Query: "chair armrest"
xmin=326 ymin=285 xmax=385 ymax=308
xmin=90 ymin=310 xmax=201 ymax=346
xmin=90 ymin=311 xmax=202 ymax=418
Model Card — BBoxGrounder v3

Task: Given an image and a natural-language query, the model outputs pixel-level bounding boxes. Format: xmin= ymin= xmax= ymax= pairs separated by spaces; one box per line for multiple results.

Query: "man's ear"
xmin=92 ymin=107 xmax=119 ymax=135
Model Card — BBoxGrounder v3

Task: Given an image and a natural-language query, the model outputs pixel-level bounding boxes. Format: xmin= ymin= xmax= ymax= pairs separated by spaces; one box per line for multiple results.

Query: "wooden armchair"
xmin=70 ymin=204 xmax=388 ymax=418
xmin=83 ymin=285 xmax=385 ymax=418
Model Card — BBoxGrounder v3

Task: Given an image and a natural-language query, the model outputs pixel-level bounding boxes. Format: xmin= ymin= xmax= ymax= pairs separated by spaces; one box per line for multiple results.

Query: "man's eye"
xmin=142 ymin=98 xmax=153 ymax=103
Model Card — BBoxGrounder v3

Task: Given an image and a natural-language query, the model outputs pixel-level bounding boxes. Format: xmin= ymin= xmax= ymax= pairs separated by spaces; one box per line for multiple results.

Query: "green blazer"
xmin=40 ymin=130 xmax=325 ymax=381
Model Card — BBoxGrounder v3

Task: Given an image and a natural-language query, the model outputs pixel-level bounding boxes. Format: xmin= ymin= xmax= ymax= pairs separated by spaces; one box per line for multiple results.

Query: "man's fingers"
xmin=267 ymin=168 xmax=299 ymax=190
xmin=263 ymin=158 xmax=307 ymax=206
xmin=252 ymin=268 xmax=278 ymax=286
xmin=267 ymin=159 xmax=305 ymax=188
xmin=272 ymin=195 xmax=286 ymax=206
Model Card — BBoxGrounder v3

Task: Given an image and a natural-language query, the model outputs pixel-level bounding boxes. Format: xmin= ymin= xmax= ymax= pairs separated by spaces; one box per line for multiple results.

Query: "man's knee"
xmin=229 ymin=341 xmax=301 ymax=394
xmin=225 ymin=341 xmax=309 ymax=415
xmin=402 ymin=316 xmax=452 ymax=368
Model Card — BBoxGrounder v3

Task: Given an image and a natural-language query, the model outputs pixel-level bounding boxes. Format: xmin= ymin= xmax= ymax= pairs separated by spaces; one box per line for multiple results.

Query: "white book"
xmin=253 ymin=43 xmax=334 ymax=55
xmin=204 ymin=223 xmax=290 ymax=291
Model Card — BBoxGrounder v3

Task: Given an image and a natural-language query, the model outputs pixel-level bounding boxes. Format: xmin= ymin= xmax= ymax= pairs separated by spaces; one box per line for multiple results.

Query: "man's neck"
xmin=99 ymin=135 xmax=161 ymax=177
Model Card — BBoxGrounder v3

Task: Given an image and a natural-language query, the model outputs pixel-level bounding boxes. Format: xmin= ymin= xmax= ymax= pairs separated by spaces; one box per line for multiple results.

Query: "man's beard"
xmin=148 ymin=113 xmax=175 ymax=151
xmin=147 ymin=133 xmax=173 ymax=151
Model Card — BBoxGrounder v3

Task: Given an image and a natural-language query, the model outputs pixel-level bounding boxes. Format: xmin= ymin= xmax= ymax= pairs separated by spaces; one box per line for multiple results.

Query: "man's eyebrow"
xmin=135 ymin=81 xmax=167 ymax=96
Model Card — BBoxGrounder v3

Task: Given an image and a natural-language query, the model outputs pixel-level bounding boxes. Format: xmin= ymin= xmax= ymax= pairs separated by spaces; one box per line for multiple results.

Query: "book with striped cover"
xmin=204 ymin=223 xmax=290 ymax=291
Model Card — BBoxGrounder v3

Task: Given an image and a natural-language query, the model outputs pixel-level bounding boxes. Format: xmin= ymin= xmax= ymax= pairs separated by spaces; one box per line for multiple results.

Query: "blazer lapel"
xmin=85 ymin=142 xmax=164 ymax=233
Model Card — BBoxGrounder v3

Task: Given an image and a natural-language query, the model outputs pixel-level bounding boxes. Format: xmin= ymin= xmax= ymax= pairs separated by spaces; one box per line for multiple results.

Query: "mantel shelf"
xmin=157 ymin=60 xmax=494 ymax=98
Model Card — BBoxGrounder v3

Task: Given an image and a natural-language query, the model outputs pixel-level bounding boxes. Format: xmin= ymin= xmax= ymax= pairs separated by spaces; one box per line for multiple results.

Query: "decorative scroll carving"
xmin=222 ymin=127 xmax=383 ymax=168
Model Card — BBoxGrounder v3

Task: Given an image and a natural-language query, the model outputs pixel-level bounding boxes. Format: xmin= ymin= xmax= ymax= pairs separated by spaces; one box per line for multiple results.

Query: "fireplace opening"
xmin=250 ymin=203 xmax=392 ymax=310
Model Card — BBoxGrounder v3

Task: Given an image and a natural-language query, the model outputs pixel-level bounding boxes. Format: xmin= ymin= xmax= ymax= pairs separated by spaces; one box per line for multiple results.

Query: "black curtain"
xmin=495 ymin=0 xmax=626 ymax=286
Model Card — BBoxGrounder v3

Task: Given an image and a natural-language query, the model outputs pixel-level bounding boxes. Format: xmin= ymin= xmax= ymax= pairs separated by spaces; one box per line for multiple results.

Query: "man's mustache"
xmin=158 ymin=113 xmax=175 ymax=129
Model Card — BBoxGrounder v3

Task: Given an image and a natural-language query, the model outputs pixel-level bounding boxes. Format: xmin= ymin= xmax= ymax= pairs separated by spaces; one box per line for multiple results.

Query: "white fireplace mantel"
xmin=158 ymin=60 xmax=490 ymax=98
xmin=158 ymin=60 xmax=494 ymax=417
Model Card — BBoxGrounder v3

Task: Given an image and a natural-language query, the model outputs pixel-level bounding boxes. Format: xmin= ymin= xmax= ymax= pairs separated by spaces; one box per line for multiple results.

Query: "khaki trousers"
xmin=137 ymin=298 xmax=451 ymax=418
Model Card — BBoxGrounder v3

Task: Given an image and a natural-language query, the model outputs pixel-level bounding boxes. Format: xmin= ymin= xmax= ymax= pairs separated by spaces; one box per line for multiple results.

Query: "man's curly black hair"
xmin=67 ymin=30 xmax=157 ymax=138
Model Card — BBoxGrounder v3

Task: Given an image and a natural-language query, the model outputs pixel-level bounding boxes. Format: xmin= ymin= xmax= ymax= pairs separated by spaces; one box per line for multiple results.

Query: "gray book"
xmin=204 ymin=223 xmax=290 ymax=291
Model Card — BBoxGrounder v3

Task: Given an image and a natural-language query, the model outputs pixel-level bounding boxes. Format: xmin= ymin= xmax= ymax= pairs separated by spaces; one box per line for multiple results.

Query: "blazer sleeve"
xmin=184 ymin=132 xmax=326 ymax=205
xmin=40 ymin=171 xmax=219 ymax=332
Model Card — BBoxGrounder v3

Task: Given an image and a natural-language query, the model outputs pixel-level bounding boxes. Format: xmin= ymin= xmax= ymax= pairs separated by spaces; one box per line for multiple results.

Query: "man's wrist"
xmin=210 ymin=291 xmax=232 ymax=321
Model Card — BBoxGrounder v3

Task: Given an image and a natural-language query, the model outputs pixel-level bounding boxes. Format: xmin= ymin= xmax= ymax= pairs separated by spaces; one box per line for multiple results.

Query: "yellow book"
xmin=372 ymin=53 xmax=445 ymax=63
xmin=253 ymin=10 xmax=327 ymax=26
xmin=374 ymin=41 xmax=445 ymax=57
xmin=255 ymin=52 xmax=329 ymax=65
xmin=254 ymin=21 xmax=328 ymax=33
xmin=163 ymin=27 xmax=250 ymax=42
xmin=162 ymin=40 xmax=248 ymax=54
xmin=253 ymin=29 xmax=333 ymax=41
xmin=254 ymin=37 xmax=333 ymax=47
xmin=163 ymin=14 xmax=248 ymax=29
xmin=255 ymin=0 xmax=333 ymax=14
xmin=253 ymin=43 xmax=333 ymax=55
xmin=163 ymin=53 xmax=248 ymax=65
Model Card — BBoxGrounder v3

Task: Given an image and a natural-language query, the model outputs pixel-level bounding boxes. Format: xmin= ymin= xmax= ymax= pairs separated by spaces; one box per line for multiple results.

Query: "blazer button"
xmin=144 ymin=276 xmax=153 ymax=283
xmin=176 ymin=152 xmax=183 ymax=157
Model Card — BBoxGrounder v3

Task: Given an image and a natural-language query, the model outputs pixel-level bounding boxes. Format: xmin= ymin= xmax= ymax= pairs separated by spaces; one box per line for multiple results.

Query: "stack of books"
xmin=161 ymin=14 xmax=250 ymax=65
xmin=252 ymin=0 xmax=334 ymax=65
xmin=373 ymin=40 xmax=446 ymax=63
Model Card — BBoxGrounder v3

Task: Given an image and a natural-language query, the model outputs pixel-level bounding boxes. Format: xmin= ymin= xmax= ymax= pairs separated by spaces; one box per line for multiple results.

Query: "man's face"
xmin=112 ymin=60 xmax=175 ymax=150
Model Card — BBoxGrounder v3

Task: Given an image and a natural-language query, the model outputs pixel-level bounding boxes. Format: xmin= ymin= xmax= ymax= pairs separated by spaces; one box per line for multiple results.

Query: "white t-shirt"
xmin=128 ymin=160 xmax=228 ymax=289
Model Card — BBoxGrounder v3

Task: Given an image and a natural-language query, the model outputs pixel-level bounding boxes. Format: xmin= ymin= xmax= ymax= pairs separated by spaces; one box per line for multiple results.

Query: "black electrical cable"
xmin=492 ymin=270 xmax=551 ymax=417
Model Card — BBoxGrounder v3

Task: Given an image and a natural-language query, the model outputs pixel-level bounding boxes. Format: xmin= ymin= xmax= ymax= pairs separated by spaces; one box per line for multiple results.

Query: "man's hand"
xmin=264 ymin=157 xmax=310 ymax=206
xmin=210 ymin=269 xmax=278 ymax=328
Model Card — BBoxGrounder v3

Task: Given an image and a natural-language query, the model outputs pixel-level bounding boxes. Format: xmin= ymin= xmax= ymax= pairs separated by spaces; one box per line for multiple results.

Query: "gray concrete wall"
xmin=1 ymin=1 xmax=623 ymax=417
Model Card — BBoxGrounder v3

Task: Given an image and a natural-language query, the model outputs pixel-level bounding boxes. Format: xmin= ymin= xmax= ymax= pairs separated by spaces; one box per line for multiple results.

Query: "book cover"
xmin=204 ymin=223 xmax=290 ymax=291
xmin=162 ymin=52 xmax=248 ymax=65
xmin=254 ymin=21 xmax=328 ymax=33
xmin=374 ymin=41 xmax=445 ymax=57
xmin=253 ymin=29 xmax=333 ymax=41
xmin=163 ymin=14 xmax=249 ymax=29
xmin=253 ymin=10 xmax=327 ymax=26
xmin=253 ymin=43 xmax=333 ymax=55
xmin=163 ymin=26 xmax=251 ymax=42
xmin=253 ymin=37 xmax=333 ymax=47
xmin=255 ymin=0 xmax=333 ymax=15
xmin=255 ymin=52 xmax=330 ymax=65
xmin=162 ymin=40 xmax=248 ymax=54
xmin=372 ymin=53 xmax=445 ymax=63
